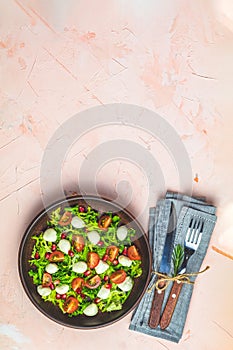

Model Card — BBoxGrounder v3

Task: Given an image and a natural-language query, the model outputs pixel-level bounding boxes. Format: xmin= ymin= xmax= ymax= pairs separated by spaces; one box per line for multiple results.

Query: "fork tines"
xmin=186 ymin=219 xmax=204 ymax=246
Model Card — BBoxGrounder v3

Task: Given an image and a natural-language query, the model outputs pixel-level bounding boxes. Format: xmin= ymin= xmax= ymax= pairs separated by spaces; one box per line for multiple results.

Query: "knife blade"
xmin=148 ymin=202 xmax=176 ymax=329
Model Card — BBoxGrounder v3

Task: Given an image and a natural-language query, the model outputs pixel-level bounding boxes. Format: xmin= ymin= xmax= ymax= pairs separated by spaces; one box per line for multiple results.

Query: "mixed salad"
xmin=28 ymin=204 xmax=142 ymax=317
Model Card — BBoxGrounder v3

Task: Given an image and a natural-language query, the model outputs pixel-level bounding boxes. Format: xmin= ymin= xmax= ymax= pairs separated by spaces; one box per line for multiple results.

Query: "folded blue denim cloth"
xmin=129 ymin=191 xmax=217 ymax=343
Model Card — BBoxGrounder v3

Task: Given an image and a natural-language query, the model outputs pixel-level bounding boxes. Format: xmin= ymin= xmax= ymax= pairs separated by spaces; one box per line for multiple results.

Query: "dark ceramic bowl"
xmin=18 ymin=196 xmax=152 ymax=329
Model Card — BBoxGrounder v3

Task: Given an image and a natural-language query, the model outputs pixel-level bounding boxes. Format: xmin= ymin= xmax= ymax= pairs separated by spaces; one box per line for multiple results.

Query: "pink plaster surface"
xmin=1 ymin=1 xmax=233 ymax=349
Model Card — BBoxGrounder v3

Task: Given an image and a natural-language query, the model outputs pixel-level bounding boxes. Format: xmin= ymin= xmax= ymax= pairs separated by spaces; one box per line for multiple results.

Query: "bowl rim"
xmin=18 ymin=195 xmax=152 ymax=329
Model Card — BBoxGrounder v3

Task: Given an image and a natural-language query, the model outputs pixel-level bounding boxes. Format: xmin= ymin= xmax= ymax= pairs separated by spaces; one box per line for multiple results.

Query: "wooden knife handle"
xmin=148 ymin=278 xmax=166 ymax=329
xmin=160 ymin=281 xmax=183 ymax=330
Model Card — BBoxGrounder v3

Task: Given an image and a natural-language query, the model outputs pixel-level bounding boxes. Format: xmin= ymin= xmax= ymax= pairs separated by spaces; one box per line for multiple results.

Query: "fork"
xmin=159 ymin=218 xmax=204 ymax=330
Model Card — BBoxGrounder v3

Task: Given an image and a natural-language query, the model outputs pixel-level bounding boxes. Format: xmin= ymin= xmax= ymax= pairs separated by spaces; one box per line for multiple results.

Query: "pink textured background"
xmin=1 ymin=1 xmax=233 ymax=349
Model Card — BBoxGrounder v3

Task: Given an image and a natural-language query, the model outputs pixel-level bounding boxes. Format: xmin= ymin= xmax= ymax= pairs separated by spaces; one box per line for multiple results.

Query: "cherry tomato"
xmin=72 ymin=234 xmax=85 ymax=252
xmin=61 ymin=294 xmax=67 ymax=300
xmin=61 ymin=232 xmax=67 ymax=239
xmin=127 ymin=245 xmax=141 ymax=260
xmin=56 ymin=293 xmax=61 ymax=299
xmin=58 ymin=211 xmax=72 ymax=226
xmin=42 ymin=272 xmax=52 ymax=287
xmin=94 ymin=297 xmax=101 ymax=304
xmin=106 ymin=245 xmax=119 ymax=262
xmin=63 ymin=296 xmax=79 ymax=314
xmin=35 ymin=252 xmax=40 ymax=259
xmin=49 ymin=250 xmax=64 ymax=262
xmin=85 ymin=275 xmax=101 ymax=289
xmin=71 ymin=277 xmax=85 ymax=292
xmin=87 ymin=252 xmax=100 ymax=269
xmin=110 ymin=270 xmax=127 ymax=284
xmin=98 ymin=214 xmax=112 ymax=230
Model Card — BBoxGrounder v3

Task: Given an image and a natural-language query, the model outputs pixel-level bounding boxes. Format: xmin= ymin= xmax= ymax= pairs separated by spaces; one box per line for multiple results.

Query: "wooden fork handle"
xmin=160 ymin=281 xmax=183 ymax=330
xmin=148 ymin=277 xmax=166 ymax=329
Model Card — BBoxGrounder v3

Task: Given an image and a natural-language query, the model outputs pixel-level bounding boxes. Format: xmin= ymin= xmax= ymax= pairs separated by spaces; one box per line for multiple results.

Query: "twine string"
xmin=147 ymin=266 xmax=210 ymax=293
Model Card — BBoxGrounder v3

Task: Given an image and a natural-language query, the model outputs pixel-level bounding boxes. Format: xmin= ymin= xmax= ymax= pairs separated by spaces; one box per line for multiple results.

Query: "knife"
xmin=148 ymin=202 xmax=176 ymax=328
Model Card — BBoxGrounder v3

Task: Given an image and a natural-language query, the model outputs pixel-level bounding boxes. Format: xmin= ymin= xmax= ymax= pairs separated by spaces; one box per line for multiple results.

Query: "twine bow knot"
xmin=147 ymin=266 xmax=210 ymax=293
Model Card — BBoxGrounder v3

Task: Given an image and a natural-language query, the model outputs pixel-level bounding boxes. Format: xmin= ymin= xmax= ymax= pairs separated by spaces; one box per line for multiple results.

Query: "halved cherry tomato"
xmin=71 ymin=277 xmax=85 ymax=292
xmin=58 ymin=211 xmax=72 ymax=226
xmin=127 ymin=245 xmax=141 ymax=260
xmin=85 ymin=275 xmax=101 ymax=289
xmin=63 ymin=296 xmax=79 ymax=314
xmin=72 ymin=234 xmax=85 ymax=252
xmin=87 ymin=252 xmax=100 ymax=269
xmin=110 ymin=270 xmax=127 ymax=284
xmin=49 ymin=250 xmax=64 ymax=262
xmin=106 ymin=245 xmax=119 ymax=262
xmin=98 ymin=214 xmax=112 ymax=230
xmin=42 ymin=272 xmax=52 ymax=287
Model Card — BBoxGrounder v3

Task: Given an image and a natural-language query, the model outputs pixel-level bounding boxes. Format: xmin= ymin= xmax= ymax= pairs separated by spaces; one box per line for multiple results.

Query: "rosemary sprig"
xmin=172 ymin=244 xmax=184 ymax=276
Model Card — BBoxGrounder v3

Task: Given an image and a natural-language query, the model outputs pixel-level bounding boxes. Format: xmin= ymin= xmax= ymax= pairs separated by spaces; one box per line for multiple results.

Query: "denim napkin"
xmin=129 ymin=191 xmax=217 ymax=343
